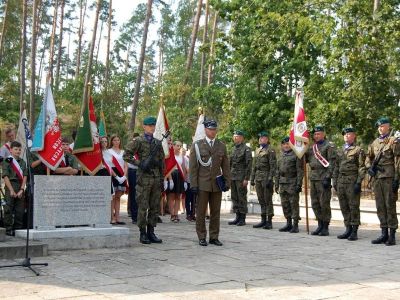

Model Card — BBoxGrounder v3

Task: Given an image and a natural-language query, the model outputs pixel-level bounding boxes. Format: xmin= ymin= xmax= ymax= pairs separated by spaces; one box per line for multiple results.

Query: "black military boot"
xmin=319 ymin=221 xmax=329 ymax=236
xmin=253 ymin=214 xmax=266 ymax=228
xmin=228 ymin=212 xmax=240 ymax=225
xmin=279 ymin=218 xmax=292 ymax=232
xmin=311 ymin=220 xmax=323 ymax=235
xmin=140 ymin=228 xmax=151 ymax=244
xmin=290 ymin=219 xmax=299 ymax=233
xmin=236 ymin=214 xmax=246 ymax=226
xmin=263 ymin=216 xmax=273 ymax=229
xmin=371 ymin=227 xmax=388 ymax=244
xmin=385 ymin=228 xmax=396 ymax=246
xmin=348 ymin=225 xmax=358 ymax=241
xmin=337 ymin=225 xmax=352 ymax=239
xmin=147 ymin=225 xmax=162 ymax=243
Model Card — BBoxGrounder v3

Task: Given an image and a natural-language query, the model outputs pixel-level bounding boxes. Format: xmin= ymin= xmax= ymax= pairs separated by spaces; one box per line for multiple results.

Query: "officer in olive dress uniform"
xmin=251 ymin=131 xmax=276 ymax=229
xmin=228 ymin=130 xmax=252 ymax=226
xmin=123 ymin=117 xmax=165 ymax=244
xmin=189 ymin=120 xmax=231 ymax=246
xmin=275 ymin=136 xmax=303 ymax=233
xmin=333 ymin=127 xmax=366 ymax=241
xmin=366 ymin=117 xmax=400 ymax=246
xmin=305 ymin=125 xmax=336 ymax=236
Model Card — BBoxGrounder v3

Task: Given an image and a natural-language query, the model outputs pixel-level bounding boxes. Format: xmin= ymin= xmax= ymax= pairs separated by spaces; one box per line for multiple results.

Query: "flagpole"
xmin=303 ymin=157 xmax=309 ymax=234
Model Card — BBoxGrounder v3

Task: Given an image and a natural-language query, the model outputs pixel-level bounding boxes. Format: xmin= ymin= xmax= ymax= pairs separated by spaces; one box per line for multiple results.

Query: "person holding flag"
xmin=53 ymin=137 xmax=79 ymax=175
xmin=124 ymin=116 xmax=165 ymax=244
xmin=305 ymin=125 xmax=336 ymax=236
xmin=1 ymin=141 xmax=28 ymax=236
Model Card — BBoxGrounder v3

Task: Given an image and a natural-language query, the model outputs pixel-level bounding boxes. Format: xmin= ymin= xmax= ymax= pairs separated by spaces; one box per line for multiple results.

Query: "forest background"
xmin=0 ymin=0 xmax=399 ymax=149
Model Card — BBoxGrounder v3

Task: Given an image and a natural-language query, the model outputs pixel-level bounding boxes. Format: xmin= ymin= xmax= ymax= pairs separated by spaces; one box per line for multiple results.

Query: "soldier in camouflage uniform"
xmin=251 ymin=131 xmax=276 ymax=229
xmin=2 ymin=141 xmax=28 ymax=236
xmin=366 ymin=117 xmax=400 ymax=246
xmin=275 ymin=137 xmax=303 ymax=233
xmin=305 ymin=125 xmax=336 ymax=236
xmin=333 ymin=127 xmax=366 ymax=241
xmin=123 ymin=116 xmax=165 ymax=244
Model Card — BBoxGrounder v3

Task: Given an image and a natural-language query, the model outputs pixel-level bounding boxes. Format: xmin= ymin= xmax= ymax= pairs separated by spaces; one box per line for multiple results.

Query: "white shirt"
xmin=205 ymin=136 xmax=215 ymax=147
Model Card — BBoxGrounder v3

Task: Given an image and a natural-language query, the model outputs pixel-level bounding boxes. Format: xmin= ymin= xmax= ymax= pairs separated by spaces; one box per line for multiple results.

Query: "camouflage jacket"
xmin=230 ymin=143 xmax=252 ymax=181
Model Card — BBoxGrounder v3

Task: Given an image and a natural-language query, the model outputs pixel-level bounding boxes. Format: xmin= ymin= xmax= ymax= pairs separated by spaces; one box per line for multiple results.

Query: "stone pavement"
xmin=0 ymin=213 xmax=400 ymax=300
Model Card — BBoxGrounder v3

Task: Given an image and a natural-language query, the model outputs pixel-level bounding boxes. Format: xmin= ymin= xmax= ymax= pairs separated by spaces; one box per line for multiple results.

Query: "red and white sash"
xmin=312 ymin=144 xmax=329 ymax=168
xmin=4 ymin=143 xmax=11 ymax=152
xmin=59 ymin=155 xmax=67 ymax=167
xmin=8 ymin=156 xmax=24 ymax=184
xmin=109 ymin=149 xmax=127 ymax=186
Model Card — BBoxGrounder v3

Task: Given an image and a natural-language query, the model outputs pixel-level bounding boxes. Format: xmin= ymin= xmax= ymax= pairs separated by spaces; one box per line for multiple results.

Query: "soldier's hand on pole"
xmin=367 ymin=167 xmax=376 ymax=178
xmin=250 ymin=181 xmax=255 ymax=186
xmin=392 ymin=179 xmax=399 ymax=192
xmin=295 ymin=185 xmax=302 ymax=193
xmin=322 ymin=177 xmax=331 ymax=190
xmin=353 ymin=182 xmax=361 ymax=194
xmin=274 ymin=184 xmax=279 ymax=194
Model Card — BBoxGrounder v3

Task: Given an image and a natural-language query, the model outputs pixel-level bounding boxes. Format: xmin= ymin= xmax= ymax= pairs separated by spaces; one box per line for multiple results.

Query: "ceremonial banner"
xmin=98 ymin=110 xmax=107 ymax=137
xmin=31 ymin=84 xmax=63 ymax=170
xmin=289 ymin=91 xmax=309 ymax=158
xmin=16 ymin=109 xmax=32 ymax=163
xmin=193 ymin=114 xmax=206 ymax=142
xmin=73 ymin=96 xmax=102 ymax=175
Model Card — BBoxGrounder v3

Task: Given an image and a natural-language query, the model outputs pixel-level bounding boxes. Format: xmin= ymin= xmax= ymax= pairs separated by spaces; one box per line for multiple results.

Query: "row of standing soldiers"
xmin=229 ymin=117 xmax=399 ymax=246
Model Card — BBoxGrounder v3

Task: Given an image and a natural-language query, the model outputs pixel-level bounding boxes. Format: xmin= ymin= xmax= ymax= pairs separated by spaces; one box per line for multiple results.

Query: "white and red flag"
xmin=154 ymin=106 xmax=184 ymax=178
xmin=289 ymin=91 xmax=309 ymax=158
xmin=31 ymin=84 xmax=63 ymax=170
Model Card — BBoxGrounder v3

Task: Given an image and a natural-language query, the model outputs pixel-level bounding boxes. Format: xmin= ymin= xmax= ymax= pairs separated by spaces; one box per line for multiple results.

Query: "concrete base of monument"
xmin=15 ymin=227 xmax=131 ymax=251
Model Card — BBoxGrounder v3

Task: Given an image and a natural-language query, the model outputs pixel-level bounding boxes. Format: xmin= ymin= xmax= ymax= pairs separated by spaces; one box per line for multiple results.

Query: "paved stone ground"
xmin=0 ymin=212 xmax=400 ymax=300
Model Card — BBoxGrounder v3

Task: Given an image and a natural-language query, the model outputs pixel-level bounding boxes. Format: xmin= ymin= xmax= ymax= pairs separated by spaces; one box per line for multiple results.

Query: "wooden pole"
xmin=303 ymin=157 xmax=309 ymax=234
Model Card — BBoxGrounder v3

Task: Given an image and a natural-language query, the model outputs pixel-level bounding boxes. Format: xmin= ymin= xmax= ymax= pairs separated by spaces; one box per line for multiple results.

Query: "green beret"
xmin=233 ymin=130 xmax=245 ymax=136
xmin=143 ymin=116 xmax=157 ymax=125
xmin=342 ymin=126 xmax=355 ymax=135
xmin=281 ymin=136 xmax=290 ymax=144
xmin=312 ymin=125 xmax=324 ymax=134
xmin=375 ymin=117 xmax=390 ymax=127
xmin=258 ymin=131 xmax=268 ymax=137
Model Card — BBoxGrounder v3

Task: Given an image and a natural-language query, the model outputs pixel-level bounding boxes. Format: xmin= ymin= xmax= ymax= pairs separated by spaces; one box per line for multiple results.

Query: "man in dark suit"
xmin=190 ymin=120 xmax=231 ymax=246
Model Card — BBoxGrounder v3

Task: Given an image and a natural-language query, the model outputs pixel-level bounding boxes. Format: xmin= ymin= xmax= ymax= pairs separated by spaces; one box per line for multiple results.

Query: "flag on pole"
xmin=73 ymin=96 xmax=102 ymax=175
xmin=154 ymin=105 xmax=183 ymax=178
xmin=98 ymin=110 xmax=107 ymax=137
xmin=16 ymin=109 xmax=32 ymax=163
xmin=193 ymin=113 xmax=206 ymax=142
xmin=31 ymin=84 xmax=63 ymax=170
xmin=289 ymin=91 xmax=309 ymax=158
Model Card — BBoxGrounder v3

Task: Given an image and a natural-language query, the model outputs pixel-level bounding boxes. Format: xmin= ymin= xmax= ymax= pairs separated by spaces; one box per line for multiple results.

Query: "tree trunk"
xmin=29 ymin=0 xmax=39 ymax=129
xmin=20 ymin=0 xmax=28 ymax=115
xmin=95 ymin=19 xmax=103 ymax=65
xmin=207 ymin=11 xmax=218 ymax=86
xmin=128 ymin=0 xmax=153 ymax=132
xmin=199 ymin=0 xmax=209 ymax=87
xmin=55 ymin=0 xmax=65 ymax=92
xmin=75 ymin=0 xmax=87 ymax=79
xmin=373 ymin=0 xmax=380 ymax=19
xmin=184 ymin=0 xmax=203 ymax=85
xmin=0 ymin=0 xmax=9 ymax=65
xmin=104 ymin=0 xmax=112 ymax=93
xmin=48 ymin=0 xmax=59 ymax=86
xmin=82 ymin=0 xmax=101 ymax=104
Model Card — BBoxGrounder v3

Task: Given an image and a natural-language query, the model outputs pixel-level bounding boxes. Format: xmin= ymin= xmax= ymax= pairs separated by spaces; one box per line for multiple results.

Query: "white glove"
xmin=169 ymin=179 xmax=174 ymax=190
xmin=164 ymin=180 xmax=168 ymax=191
xmin=184 ymin=182 xmax=188 ymax=191
xmin=115 ymin=176 xmax=126 ymax=184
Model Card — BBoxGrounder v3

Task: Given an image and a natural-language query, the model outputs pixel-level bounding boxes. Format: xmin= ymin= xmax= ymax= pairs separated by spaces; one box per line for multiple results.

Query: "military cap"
xmin=143 ymin=116 xmax=157 ymax=125
xmin=375 ymin=117 xmax=390 ymax=127
xmin=281 ymin=136 xmax=290 ymax=144
xmin=258 ymin=131 xmax=268 ymax=137
xmin=311 ymin=125 xmax=325 ymax=134
xmin=233 ymin=130 xmax=245 ymax=136
xmin=342 ymin=126 xmax=355 ymax=135
xmin=203 ymin=119 xmax=218 ymax=129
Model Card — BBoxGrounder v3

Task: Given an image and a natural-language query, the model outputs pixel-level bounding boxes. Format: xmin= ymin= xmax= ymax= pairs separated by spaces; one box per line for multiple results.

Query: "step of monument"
xmin=0 ymin=227 xmax=5 ymax=242
xmin=0 ymin=237 xmax=48 ymax=259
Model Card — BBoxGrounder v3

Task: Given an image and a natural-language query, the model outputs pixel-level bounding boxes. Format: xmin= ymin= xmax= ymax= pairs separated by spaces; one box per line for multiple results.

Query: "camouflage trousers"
xmin=279 ymin=189 xmax=300 ymax=221
xmin=373 ymin=177 xmax=398 ymax=229
xmin=4 ymin=184 xmax=25 ymax=232
xmin=136 ymin=175 xmax=161 ymax=229
xmin=255 ymin=180 xmax=274 ymax=217
xmin=310 ymin=180 xmax=331 ymax=222
xmin=230 ymin=180 xmax=248 ymax=214
xmin=337 ymin=181 xmax=360 ymax=226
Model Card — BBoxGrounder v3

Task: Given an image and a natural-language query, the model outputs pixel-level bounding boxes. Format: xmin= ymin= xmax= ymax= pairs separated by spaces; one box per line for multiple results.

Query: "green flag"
xmin=98 ymin=110 xmax=107 ymax=137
